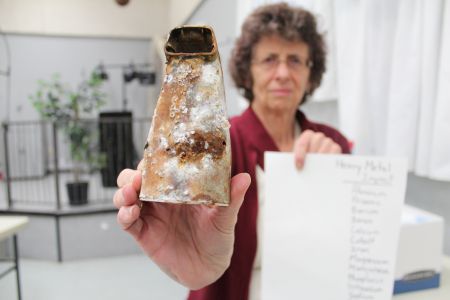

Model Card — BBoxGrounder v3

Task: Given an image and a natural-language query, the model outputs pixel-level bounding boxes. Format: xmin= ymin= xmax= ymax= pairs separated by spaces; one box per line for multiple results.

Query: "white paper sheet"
xmin=262 ymin=153 xmax=408 ymax=300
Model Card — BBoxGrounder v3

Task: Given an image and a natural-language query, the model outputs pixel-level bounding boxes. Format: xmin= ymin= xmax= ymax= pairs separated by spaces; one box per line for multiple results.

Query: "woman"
xmin=114 ymin=3 xmax=350 ymax=300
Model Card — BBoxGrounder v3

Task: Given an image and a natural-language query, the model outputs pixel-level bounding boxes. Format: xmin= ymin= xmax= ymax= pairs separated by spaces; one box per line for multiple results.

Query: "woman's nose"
xmin=273 ymin=60 xmax=291 ymax=79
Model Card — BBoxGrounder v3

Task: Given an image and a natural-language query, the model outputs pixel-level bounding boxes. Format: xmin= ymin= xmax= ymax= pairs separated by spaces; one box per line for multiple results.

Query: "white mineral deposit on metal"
xmin=140 ymin=25 xmax=231 ymax=206
xmin=201 ymin=63 xmax=219 ymax=85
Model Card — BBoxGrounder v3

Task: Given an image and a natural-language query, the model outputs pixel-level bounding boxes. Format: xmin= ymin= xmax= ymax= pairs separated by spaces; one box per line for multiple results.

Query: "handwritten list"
xmin=262 ymin=153 xmax=407 ymax=300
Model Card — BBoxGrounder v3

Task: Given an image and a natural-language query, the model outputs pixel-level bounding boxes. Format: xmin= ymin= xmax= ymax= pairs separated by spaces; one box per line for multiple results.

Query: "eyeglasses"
xmin=252 ymin=54 xmax=313 ymax=72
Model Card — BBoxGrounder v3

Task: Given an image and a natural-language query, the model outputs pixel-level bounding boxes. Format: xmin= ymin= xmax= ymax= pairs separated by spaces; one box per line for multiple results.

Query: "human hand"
xmin=113 ymin=165 xmax=251 ymax=290
xmin=293 ymin=129 xmax=342 ymax=169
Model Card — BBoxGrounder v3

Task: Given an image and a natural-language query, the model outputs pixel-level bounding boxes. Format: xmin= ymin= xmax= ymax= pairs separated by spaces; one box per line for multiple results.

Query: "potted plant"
xmin=30 ymin=71 xmax=107 ymax=205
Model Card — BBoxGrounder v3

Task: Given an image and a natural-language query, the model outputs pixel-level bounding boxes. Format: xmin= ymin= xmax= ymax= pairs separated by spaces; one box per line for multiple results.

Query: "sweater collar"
xmin=241 ymin=106 xmax=279 ymax=152
xmin=239 ymin=106 xmax=313 ymax=152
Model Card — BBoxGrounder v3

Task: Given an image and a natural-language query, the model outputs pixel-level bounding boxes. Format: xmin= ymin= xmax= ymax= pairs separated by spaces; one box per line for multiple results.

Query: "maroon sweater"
xmin=188 ymin=107 xmax=350 ymax=300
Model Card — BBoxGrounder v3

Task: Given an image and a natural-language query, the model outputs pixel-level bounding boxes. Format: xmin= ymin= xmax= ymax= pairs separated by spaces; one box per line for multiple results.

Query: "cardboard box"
xmin=393 ymin=205 xmax=444 ymax=294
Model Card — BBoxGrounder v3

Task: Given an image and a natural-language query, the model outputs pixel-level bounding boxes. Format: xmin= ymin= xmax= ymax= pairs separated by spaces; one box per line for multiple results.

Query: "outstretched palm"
xmin=115 ymin=171 xmax=250 ymax=289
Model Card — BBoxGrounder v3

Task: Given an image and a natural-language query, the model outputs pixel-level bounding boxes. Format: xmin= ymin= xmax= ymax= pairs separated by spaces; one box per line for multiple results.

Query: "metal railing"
xmin=1 ymin=116 xmax=151 ymax=210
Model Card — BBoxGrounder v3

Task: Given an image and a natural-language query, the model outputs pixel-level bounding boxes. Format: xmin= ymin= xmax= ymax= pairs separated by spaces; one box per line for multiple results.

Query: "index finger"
xmin=117 ymin=168 xmax=141 ymax=188
xmin=293 ymin=130 xmax=314 ymax=169
xmin=113 ymin=172 xmax=143 ymax=208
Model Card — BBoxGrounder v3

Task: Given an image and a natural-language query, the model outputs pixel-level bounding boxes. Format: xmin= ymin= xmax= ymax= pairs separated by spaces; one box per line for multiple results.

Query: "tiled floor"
xmin=0 ymin=254 xmax=187 ymax=300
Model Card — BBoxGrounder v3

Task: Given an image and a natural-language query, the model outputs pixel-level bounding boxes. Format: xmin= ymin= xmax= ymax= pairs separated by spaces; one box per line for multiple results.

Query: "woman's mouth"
xmin=271 ymin=89 xmax=292 ymax=96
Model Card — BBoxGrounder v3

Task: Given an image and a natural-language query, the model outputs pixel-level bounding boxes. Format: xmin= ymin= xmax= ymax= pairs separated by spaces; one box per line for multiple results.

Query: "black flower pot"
xmin=67 ymin=182 xmax=89 ymax=205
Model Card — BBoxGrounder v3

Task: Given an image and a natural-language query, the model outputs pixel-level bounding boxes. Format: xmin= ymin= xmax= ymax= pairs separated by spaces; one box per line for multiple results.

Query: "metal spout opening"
xmin=165 ymin=26 xmax=216 ymax=56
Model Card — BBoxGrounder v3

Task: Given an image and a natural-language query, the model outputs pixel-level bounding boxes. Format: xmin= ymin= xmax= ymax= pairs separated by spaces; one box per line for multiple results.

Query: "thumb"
xmin=227 ymin=172 xmax=251 ymax=215
xmin=212 ymin=173 xmax=251 ymax=234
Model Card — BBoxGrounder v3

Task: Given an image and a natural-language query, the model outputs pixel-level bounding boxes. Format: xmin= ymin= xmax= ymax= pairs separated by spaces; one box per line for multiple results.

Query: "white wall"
xmin=185 ymin=0 xmax=244 ymax=117
xmin=168 ymin=0 xmax=203 ymax=29
xmin=2 ymin=34 xmax=158 ymax=121
xmin=0 ymin=0 xmax=168 ymax=38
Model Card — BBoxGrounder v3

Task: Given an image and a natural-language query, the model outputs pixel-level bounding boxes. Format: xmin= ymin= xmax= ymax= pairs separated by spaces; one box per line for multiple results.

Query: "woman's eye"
xmin=288 ymin=57 xmax=302 ymax=66
xmin=263 ymin=56 xmax=277 ymax=64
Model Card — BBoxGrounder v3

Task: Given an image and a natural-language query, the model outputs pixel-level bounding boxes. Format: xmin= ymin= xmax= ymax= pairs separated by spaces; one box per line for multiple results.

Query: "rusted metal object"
xmin=139 ymin=26 xmax=231 ymax=206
